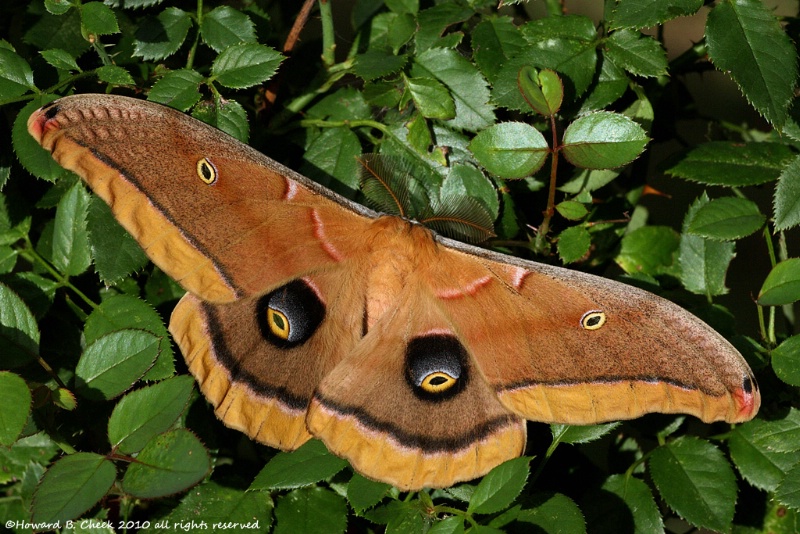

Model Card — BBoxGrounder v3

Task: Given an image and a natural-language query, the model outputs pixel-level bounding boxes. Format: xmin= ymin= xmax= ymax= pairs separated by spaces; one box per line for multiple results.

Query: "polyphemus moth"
xmin=28 ymin=94 xmax=760 ymax=491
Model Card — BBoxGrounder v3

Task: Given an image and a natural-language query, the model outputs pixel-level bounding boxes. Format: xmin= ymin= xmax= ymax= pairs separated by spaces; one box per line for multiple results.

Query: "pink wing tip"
xmin=733 ymin=375 xmax=760 ymax=421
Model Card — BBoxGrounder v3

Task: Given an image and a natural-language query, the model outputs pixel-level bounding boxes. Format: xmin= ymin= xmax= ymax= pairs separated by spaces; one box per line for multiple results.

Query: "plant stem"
xmin=319 ymin=0 xmax=336 ymax=68
xmin=534 ymin=114 xmax=559 ymax=254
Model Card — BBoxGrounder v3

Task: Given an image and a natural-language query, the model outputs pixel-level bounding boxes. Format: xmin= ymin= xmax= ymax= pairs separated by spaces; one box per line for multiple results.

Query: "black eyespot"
xmin=43 ymin=104 xmax=61 ymax=120
xmin=405 ymin=334 xmax=468 ymax=402
xmin=196 ymin=157 xmax=217 ymax=185
xmin=257 ymin=280 xmax=325 ymax=348
xmin=743 ymin=375 xmax=756 ymax=393
xmin=581 ymin=310 xmax=606 ymax=330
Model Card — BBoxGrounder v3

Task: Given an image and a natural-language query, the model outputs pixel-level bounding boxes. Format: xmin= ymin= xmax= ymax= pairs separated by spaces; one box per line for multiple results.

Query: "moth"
xmin=28 ymin=94 xmax=759 ymax=490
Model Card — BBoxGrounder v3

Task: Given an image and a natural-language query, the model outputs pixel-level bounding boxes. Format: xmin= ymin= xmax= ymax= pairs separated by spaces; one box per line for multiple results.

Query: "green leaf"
xmin=679 ymin=193 xmax=736 ymax=297
xmin=108 ymin=375 xmax=195 ymax=454
xmin=353 ymin=50 xmax=407 ymax=81
xmin=40 ymin=48 xmax=80 ymax=72
xmin=559 ymin=168 xmax=620 ymax=195
xmin=579 ymin=54 xmax=630 ymax=113
xmin=96 ymin=65 xmax=135 ymax=85
xmin=557 ymin=225 xmax=591 ymax=264
xmin=211 ymin=43 xmax=284 ymax=89
xmin=151 ymin=480 xmax=272 ymax=533
xmin=0 ymin=372 xmax=31 ymax=446
xmin=200 ymin=6 xmax=256 ymax=52
xmin=648 ymin=436 xmax=736 ymax=533
xmin=44 ymin=0 xmax=72 ymax=15
xmin=301 ymin=127 xmax=362 ymax=194
xmin=347 ymin=473 xmax=391 ymax=513
xmin=49 ymin=180 xmax=91 ymax=277
xmin=134 ymin=7 xmax=192 ymax=61
xmin=706 ymin=0 xmax=798 ymax=128
xmin=404 ymin=75 xmax=455 ymax=120
xmin=666 ymin=141 xmax=794 ymax=186
xmin=148 ymin=69 xmax=204 ymax=110
xmin=758 ymin=258 xmax=800 ymax=306
xmin=610 ymin=0 xmax=703 ymax=29
xmin=13 ymin=97 xmax=65 ymax=183
xmin=472 ymin=16 xmax=527 ymax=82
xmin=412 ymin=48 xmax=496 ymax=132
xmin=0 ymin=282 xmax=40 ymax=368
xmin=122 ymin=429 xmax=210 ymax=498
xmin=428 ymin=516 xmax=465 ymax=534
xmin=516 ymin=492 xmax=586 ymax=533
xmin=617 ymin=226 xmax=679 ymax=275
xmin=561 ymin=111 xmax=649 ymax=169
xmin=772 ymin=335 xmax=800 ymax=387
xmin=775 ymin=463 xmax=800 ymax=511
xmin=518 ymin=67 xmax=563 ymax=116
xmin=274 ymin=487 xmax=348 ymax=534
xmin=84 ymin=294 xmax=174 ymax=381
xmin=686 ymin=196 xmax=765 ymax=240
xmin=604 ymin=29 xmax=668 ymax=77
xmin=250 ymin=440 xmax=348 ymax=490
xmin=773 ymin=155 xmax=800 ymax=231
xmin=729 ymin=414 xmax=800 ymax=491
xmin=191 ymin=98 xmax=249 ymax=142
xmin=556 ymin=200 xmax=588 ymax=221
xmin=31 ymin=453 xmax=117 ymax=523
xmin=86 ymin=196 xmax=149 ymax=285
xmin=81 ymin=2 xmax=119 ymax=36
xmin=598 ymin=475 xmax=664 ymax=534
xmin=468 ymin=457 xmax=530 ymax=515
xmin=25 ymin=9 xmax=89 ymax=58
xmin=551 ymin=422 xmax=620 ymax=445
xmin=74 ymin=330 xmax=160 ymax=401
xmin=414 ymin=3 xmax=473 ymax=51
xmin=0 ymin=48 xmax=35 ymax=100
xmin=469 ymin=122 xmax=549 ymax=179
xmin=105 ymin=0 xmax=161 ymax=7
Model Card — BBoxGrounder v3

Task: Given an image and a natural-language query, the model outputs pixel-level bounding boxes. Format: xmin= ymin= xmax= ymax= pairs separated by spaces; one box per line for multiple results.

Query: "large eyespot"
xmin=405 ymin=334 xmax=468 ymax=401
xmin=257 ymin=280 xmax=325 ymax=348
xmin=581 ymin=310 xmax=606 ymax=330
xmin=196 ymin=157 xmax=217 ymax=185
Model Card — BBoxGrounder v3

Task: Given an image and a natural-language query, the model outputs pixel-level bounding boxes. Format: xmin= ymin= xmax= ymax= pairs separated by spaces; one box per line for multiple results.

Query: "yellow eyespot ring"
xmin=267 ymin=308 xmax=290 ymax=340
xmin=420 ymin=372 xmax=457 ymax=393
xmin=196 ymin=157 xmax=217 ymax=185
xmin=581 ymin=310 xmax=606 ymax=330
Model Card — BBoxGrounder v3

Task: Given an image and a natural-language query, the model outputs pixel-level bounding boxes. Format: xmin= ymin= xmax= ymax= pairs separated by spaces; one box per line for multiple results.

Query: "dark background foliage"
xmin=1 ymin=0 xmax=799 ymax=533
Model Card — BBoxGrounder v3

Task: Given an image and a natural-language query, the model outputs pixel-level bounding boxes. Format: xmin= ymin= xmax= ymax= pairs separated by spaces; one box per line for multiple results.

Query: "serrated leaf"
xmin=729 ymin=415 xmax=800 ymax=491
xmin=517 ymin=492 xmax=586 ymax=533
xmin=0 ymin=372 xmax=31 ymax=446
xmin=556 ymin=200 xmax=588 ymax=221
xmin=579 ymin=54 xmax=630 ymax=113
xmin=109 ymin=375 xmax=194 ymax=454
xmin=518 ymin=67 xmax=563 ymax=116
xmin=469 ymin=122 xmax=548 ymax=179
xmin=25 ymin=9 xmax=89 ymax=58
xmin=758 ymin=258 xmax=800 ymax=306
xmin=551 ymin=422 xmax=620 ymax=445
xmin=557 ymin=225 xmax=591 ymax=264
xmin=200 ymin=6 xmax=256 ymax=52
xmin=86 ymin=196 xmax=149 ymax=284
xmin=250 ymin=440 xmax=348 ymax=490
xmin=775 ymin=463 xmax=800 ymax=511
xmin=414 ymin=3 xmax=473 ymax=52
xmin=468 ymin=457 xmax=530 ymax=515
xmin=81 ymin=2 xmax=119 ymax=36
xmin=561 ymin=111 xmax=649 ymax=169
xmin=0 ymin=282 xmax=40 ymax=368
xmin=96 ymin=65 xmax=134 ymax=85
xmin=610 ymin=0 xmax=703 ymax=29
xmin=772 ymin=335 xmax=800 ymax=387
xmin=122 ymin=429 xmax=210 ymax=498
xmin=49 ymin=178 xmax=91 ymax=277
xmin=74 ymin=330 xmax=160 ymax=400
xmin=706 ymin=0 xmax=798 ymax=128
xmin=274 ymin=487 xmax=348 ymax=534
xmin=211 ymin=43 xmax=283 ymax=89
xmin=679 ymin=193 xmax=736 ymax=297
xmin=605 ymin=29 xmax=668 ymax=77
xmin=353 ymin=50 xmax=407 ymax=81
xmin=39 ymin=48 xmax=80 ymax=72
xmin=617 ymin=225 xmax=679 ymax=275
xmin=413 ymin=48 xmax=496 ymax=132
xmin=347 ymin=474 xmax=391 ymax=513
xmin=133 ymin=7 xmax=192 ymax=61
xmin=686 ymin=196 xmax=765 ymax=240
xmin=666 ymin=141 xmax=794 ymax=186
xmin=301 ymin=127 xmax=362 ymax=195
xmin=472 ymin=16 xmax=527 ymax=82
xmin=148 ymin=69 xmax=204 ymax=110
xmin=44 ymin=0 xmax=72 ymax=15
xmin=0 ymin=48 xmax=34 ymax=100
xmin=648 ymin=436 xmax=736 ymax=533
xmin=191 ymin=98 xmax=249 ymax=142
xmin=404 ymin=75 xmax=455 ymax=120
xmin=773 ymin=155 xmax=800 ymax=231
xmin=600 ymin=475 xmax=664 ymax=534
xmin=31 ymin=453 xmax=116 ymax=523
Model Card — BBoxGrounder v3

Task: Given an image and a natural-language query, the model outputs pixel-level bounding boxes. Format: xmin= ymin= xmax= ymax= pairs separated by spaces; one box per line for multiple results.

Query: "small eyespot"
xmin=420 ymin=371 xmax=458 ymax=393
xmin=267 ymin=308 xmax=290 ymax=340
xmin=581 ymin=310 xmax=606 ymax=330
xmin=196 ymin=157 xmax=217 ymax=185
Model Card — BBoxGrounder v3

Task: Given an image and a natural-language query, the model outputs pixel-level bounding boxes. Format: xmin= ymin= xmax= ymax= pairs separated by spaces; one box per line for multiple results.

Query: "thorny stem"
xmin=534 ymin=113 xmax=560 ymax=254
